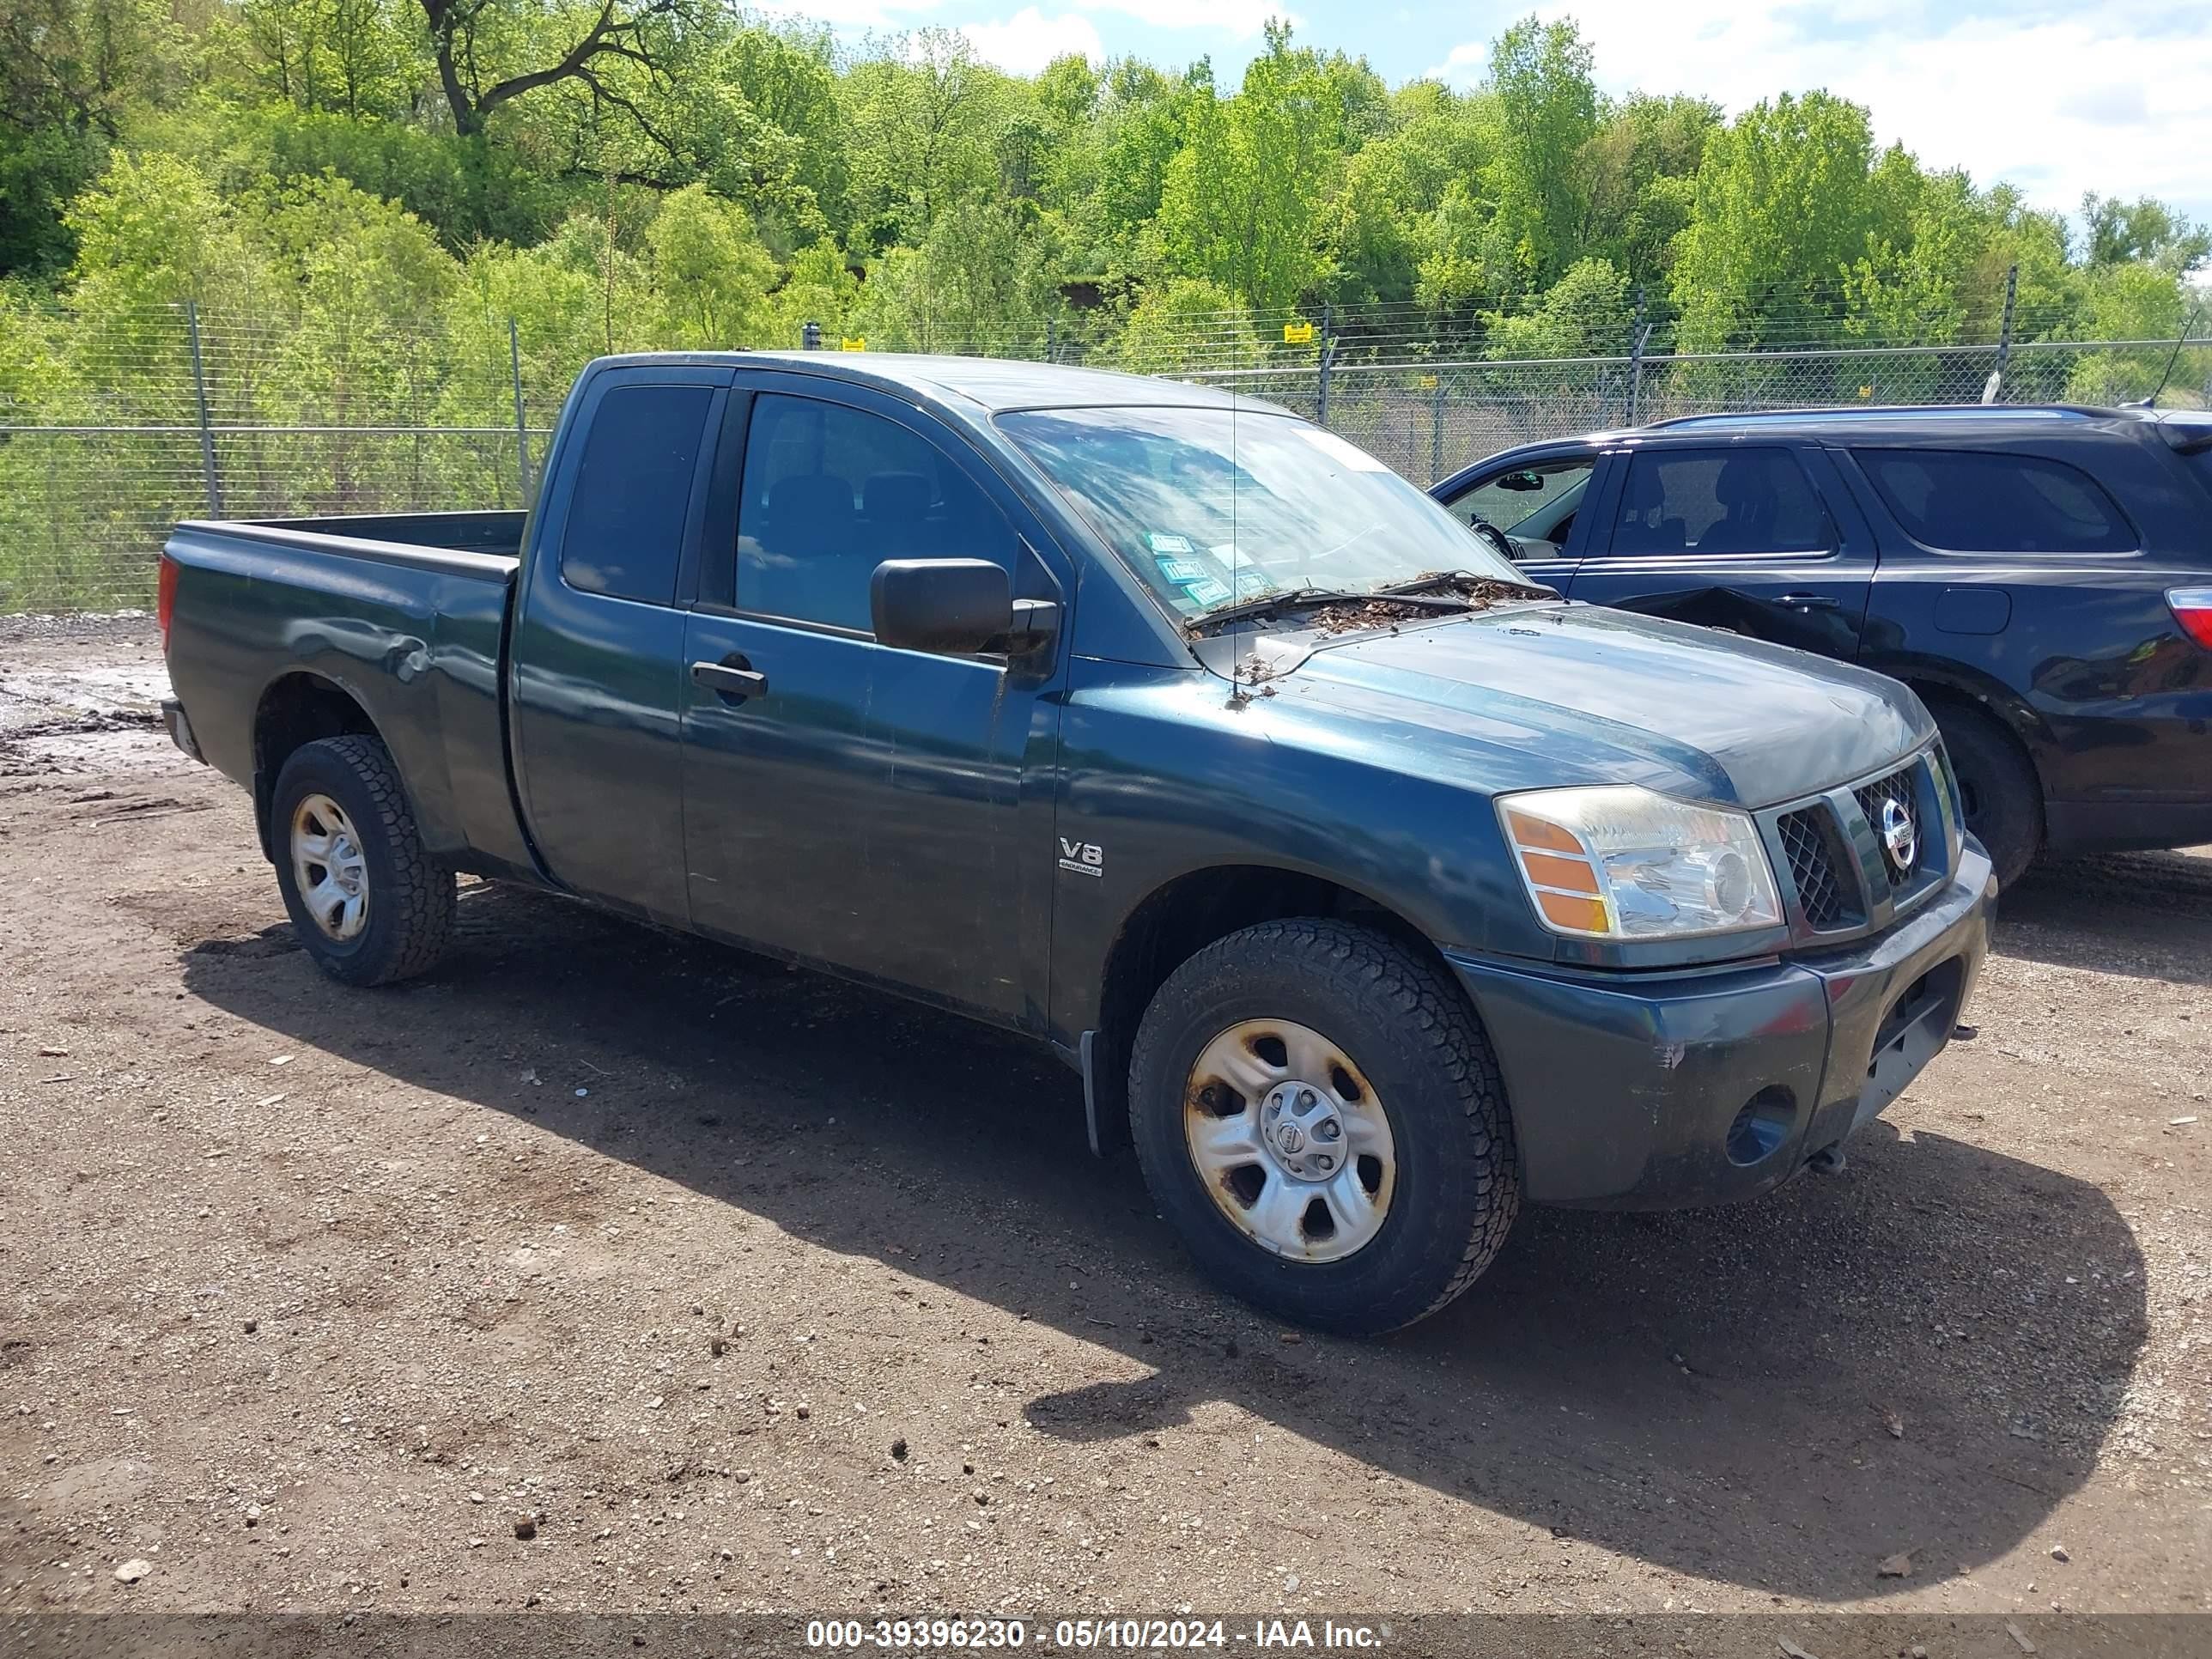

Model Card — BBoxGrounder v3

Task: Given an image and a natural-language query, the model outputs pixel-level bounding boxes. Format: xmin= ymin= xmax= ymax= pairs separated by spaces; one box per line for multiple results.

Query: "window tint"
xmin=1449 ymin=456 xmax=1593 ymax=556
xmin=560 ymin=384 xmax=714 ymax=605
xmin=1613 ymin=447 xmax=1831 ymax=556
xmin=1853 ymin=448 xmax=2135 ymax=553
xmin=737 ymin=394 xmax=1016 ymax=631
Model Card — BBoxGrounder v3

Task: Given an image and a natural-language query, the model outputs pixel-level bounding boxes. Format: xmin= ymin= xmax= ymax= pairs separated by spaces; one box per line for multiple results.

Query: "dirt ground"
xmin=1 ymin=615 xmax=2207 ymax=1629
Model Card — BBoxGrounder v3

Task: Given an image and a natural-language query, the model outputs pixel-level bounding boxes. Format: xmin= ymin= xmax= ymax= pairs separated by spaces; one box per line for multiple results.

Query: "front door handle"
xmin=1775 ymin=592 xmax=1841 ymax=609
xmin=691 ymin=658 xmax=769 ymax=701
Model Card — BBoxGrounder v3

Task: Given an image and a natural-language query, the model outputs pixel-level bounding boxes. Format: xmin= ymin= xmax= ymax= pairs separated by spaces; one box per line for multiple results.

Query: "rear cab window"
xmin=560 ymin=384 xmax=716 ymax=604
xmin=1851 ymin=448 xmax=2136 ymax=553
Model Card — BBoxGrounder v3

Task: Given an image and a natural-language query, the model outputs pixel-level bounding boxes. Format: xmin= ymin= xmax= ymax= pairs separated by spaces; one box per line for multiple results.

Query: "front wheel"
xmin=1127 ymin=919 xmax=1520 ymax=1334
xmin=270 ymin=734 xmax=456 ymax=987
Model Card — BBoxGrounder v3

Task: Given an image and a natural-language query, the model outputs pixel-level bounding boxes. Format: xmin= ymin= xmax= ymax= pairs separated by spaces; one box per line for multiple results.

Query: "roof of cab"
xmin=587 ymin=349 xmax=1252 ymax=414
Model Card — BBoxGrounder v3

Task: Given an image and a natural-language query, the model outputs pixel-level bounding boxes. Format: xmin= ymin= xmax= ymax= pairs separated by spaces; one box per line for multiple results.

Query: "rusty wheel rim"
xmin=1182 ymin=1018 xmax=1396 ymax=1262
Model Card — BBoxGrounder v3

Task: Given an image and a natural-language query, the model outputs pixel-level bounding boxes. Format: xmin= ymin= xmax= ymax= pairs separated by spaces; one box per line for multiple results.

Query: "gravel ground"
xmin=1 ymin=616 xmax=2207 ymax=1626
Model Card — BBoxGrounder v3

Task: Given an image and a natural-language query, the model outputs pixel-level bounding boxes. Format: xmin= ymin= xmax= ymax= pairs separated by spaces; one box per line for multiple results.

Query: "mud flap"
xmin=1079 ymin=1030 xmax=1131 ymax=1158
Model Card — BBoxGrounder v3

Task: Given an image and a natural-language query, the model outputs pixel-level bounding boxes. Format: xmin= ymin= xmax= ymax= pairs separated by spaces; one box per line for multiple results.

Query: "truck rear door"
xmin=507 ymin=364 xmax=730 ymax=924
xmin=1568 ymin=442 xmax=1876 ymax=661
xmin=678 ymin=375 xmax=1067 ymax=1024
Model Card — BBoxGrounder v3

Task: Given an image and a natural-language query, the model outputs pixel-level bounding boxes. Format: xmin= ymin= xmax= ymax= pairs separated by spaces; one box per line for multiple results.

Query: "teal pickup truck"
xmin=159 ymin=352 xmax=1994 ymax=1333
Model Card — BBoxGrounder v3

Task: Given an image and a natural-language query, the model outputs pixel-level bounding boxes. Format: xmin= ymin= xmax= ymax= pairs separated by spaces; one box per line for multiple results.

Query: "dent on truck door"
xmin=507 ymin=369 xmax=726 ymax=923
xmin=1568 ymin=445 xmax=1875 ymax=660
xmin=678 ymin=384 xmax=1062 ymax=1024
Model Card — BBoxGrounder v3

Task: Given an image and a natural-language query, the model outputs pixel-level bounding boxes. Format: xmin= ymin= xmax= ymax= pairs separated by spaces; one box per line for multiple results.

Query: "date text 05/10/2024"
xmin=805 ymin=1619 xmax=1389 ymax=1650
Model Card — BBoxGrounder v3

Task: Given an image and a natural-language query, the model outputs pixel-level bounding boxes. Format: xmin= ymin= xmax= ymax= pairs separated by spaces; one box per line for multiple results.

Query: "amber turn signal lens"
xmin=1503 ymin=808 xmax=1584 ymax=854
xmin=1535 ymin=890 xmax=1610 ymax=933
xmin=1518 ymin=850 xmax=1600 ymax=893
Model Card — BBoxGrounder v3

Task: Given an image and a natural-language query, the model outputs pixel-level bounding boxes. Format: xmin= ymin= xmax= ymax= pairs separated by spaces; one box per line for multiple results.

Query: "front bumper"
xmin=1446 ymin=839 xmax=1995 ymax=1209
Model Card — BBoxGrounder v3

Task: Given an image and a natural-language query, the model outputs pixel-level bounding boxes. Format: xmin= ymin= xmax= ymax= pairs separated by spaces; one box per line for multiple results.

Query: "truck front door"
xmin=678 ymin=379 xmax=1066 ymax=1025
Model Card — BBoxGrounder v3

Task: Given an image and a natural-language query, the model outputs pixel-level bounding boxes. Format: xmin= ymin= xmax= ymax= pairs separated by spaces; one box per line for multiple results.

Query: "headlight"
xmin=1498 ymin=786 xmax=1783 ymax=940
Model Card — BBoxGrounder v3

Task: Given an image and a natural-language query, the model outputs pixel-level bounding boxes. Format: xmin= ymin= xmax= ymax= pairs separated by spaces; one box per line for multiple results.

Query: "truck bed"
xmin=161 ymin=509 xmax=536 ymax=878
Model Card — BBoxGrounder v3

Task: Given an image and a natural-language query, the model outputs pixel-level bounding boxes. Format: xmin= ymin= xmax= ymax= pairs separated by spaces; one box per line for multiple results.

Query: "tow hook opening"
xmin=1724 ymin=1085 xmax=1797 ymax=1167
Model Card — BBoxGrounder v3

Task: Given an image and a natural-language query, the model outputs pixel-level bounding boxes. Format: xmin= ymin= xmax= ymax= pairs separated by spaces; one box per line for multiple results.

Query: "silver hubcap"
xmin=290 ymin=793 xmax=369 ymax=942
xmin=1183 ymin=1018 xmax=1397 ymax=1262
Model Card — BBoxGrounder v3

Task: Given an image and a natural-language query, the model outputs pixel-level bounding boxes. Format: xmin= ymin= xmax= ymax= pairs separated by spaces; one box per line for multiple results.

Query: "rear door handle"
xmin=691 ymin=659 xmax=769 ymax=701
xmin=1776 ymin=592 xmax=1841 ymax=609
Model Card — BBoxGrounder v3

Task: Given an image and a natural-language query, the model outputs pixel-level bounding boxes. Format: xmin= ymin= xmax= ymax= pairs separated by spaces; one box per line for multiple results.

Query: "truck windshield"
xmin=997 ymin=405 xmax=1524 ymax=621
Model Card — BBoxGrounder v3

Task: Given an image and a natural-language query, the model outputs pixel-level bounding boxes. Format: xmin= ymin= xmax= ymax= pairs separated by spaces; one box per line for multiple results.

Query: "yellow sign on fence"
xmin=839 ymin=337 xmax=867 ymax=352
xmin=1283 ymin=320 xmax=1316 ymax=345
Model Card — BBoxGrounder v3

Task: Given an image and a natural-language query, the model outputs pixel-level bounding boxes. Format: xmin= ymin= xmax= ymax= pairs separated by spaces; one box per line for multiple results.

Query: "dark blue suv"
xmin=1434 ymin=405 xmax=2212 ymax=884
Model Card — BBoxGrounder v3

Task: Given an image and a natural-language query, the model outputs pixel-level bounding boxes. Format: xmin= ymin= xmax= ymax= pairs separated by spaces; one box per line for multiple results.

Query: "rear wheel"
xmin=271 ymin=735 xmax=455 ymax=986
xmin=1127 ymin=919 xmax=1519 ymax=1334
xmin=1930 ymin=699 xmax=2041 ymax=888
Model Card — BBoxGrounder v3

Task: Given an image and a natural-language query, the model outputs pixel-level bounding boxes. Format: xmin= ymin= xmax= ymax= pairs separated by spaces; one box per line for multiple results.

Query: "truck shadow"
xmin=1993 ymin=847 xmax=2212 ymax=988
xmin=181 ymin=881 xmax=2146 ymax=1602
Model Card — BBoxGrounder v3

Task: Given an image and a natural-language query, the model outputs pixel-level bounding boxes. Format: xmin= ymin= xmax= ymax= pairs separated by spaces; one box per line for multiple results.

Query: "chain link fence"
xmin=2 ymin=300 xmax=2207 ymax=611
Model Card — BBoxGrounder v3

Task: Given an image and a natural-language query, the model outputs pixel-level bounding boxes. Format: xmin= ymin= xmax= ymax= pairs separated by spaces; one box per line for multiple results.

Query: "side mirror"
xmin=1497 ymin=469 xmax=1544 ymax=492
xmin=871 ymin=558 xmax=1017 ymax=654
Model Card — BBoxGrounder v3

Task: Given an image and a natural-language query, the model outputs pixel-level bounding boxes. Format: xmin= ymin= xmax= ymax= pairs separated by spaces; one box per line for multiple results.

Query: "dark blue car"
xmin=1433 ymin=404 xmax=2212 ymax=884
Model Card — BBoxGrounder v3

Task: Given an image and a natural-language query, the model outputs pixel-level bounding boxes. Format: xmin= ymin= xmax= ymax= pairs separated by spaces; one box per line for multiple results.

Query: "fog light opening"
xmin=1725 ymin=1086 xmax=1796 ymax=1168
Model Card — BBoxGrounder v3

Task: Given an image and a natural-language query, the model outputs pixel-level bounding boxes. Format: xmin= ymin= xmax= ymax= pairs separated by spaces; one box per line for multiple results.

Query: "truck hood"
xmin=1243 ymin=601 xmax=1930 ymax=809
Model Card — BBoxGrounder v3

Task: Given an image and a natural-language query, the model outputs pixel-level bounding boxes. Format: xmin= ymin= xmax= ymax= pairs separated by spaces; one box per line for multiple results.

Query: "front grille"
xmin=1778 ymin=805 xmax=1849 ymax=928
xmin=1854 ymin=764 xmax=1923 ymax=887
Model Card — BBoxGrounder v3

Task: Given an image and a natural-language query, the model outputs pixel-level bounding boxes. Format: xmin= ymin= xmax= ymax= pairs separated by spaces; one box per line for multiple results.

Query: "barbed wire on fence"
xmin=1 ymin=293 xmax=2207 ymax=611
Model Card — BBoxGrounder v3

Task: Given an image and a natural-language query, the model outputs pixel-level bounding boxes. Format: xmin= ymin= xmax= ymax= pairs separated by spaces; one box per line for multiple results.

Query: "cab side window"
xmin=735 ymin=394 xmax=1018 ymax=633
xmin=1613 ymin=447 xmax=1832 ymax=556
xmin=560 ymin=384 xmax=714 ymax=605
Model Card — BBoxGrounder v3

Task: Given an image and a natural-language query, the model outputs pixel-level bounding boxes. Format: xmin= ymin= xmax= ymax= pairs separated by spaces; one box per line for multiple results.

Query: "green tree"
xmin=1151 ymin=23 xmax=1344 ymax=311
xmin=1116 ymin=276 xmax=1260 ymax=372
xmin=1671 ymin=91 xmax=1876 ymax=349
xmin=841 ymin=30 xmax=1006 ymax=249
xmin=643 ymin=182 xmax=775 ymax=346
xmin=1482 ymin=15 xmax=1597 ymax=289
xmin=851 ymin=194 xmax=1060 ymax=352
xmin=1484 ymin=257 xmax=1632 ymax=358
xmin=2083 ymin=193 xmax=2210 ymax=275
xmin=0 ymin=0 xmax=182 ymax=276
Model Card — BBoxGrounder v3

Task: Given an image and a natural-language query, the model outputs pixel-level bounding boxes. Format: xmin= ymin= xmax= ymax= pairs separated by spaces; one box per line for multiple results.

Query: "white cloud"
xmin=961 ymin=8 xmax=1107 ymax=72
xmin=1424 ymin=0 xmax=2212 ymax=223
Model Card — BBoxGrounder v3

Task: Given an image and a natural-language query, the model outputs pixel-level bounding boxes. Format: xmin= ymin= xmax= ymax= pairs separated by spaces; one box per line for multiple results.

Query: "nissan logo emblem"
xmin=1880 ymin=797 xmax=1917 ymax=872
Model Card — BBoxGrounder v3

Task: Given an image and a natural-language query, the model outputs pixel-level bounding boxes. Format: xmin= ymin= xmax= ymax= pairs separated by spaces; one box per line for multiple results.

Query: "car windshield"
xmin=996 ymin=404 xmax=1524 ymax=621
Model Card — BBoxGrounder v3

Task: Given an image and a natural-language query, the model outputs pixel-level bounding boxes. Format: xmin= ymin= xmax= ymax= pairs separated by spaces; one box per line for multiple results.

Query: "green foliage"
xmin=1483 ymin=258 xmax=1631 ymax=358
xmin=644 ymin=183 xmax=775 ymax=347
xmin=0 ymin=0 xmax=2201 ymax=412
xmin=1116 ymin=276 xmax=1260 ymax=371
xmin=1482 ymin=15 xmax=1596 ymax=289
xmin=1672 ymin=91 xmax=1876 ymax=349
xmin=851 ymin=197 xmax=1061 ymax=351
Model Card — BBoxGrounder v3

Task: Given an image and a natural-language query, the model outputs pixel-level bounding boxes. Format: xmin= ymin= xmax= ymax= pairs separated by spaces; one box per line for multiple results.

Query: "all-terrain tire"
xmin=1931 ymin=699 xmax=2041 ymax=889
xmin=1127 ymin=918 xmax=1520 ymax=1334
xmin=270 ymin=734 xmax=456 ymax=987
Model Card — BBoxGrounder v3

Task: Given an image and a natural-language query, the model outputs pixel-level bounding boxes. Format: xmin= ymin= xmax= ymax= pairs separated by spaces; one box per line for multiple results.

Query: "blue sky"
xmin=763 ymin=0 xmax=2212 ymax=229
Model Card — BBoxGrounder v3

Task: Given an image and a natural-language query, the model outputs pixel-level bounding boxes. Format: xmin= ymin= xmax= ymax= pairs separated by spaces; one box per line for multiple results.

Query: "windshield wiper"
xmin=1188 ymin=584 xmax=1478 ymax=635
